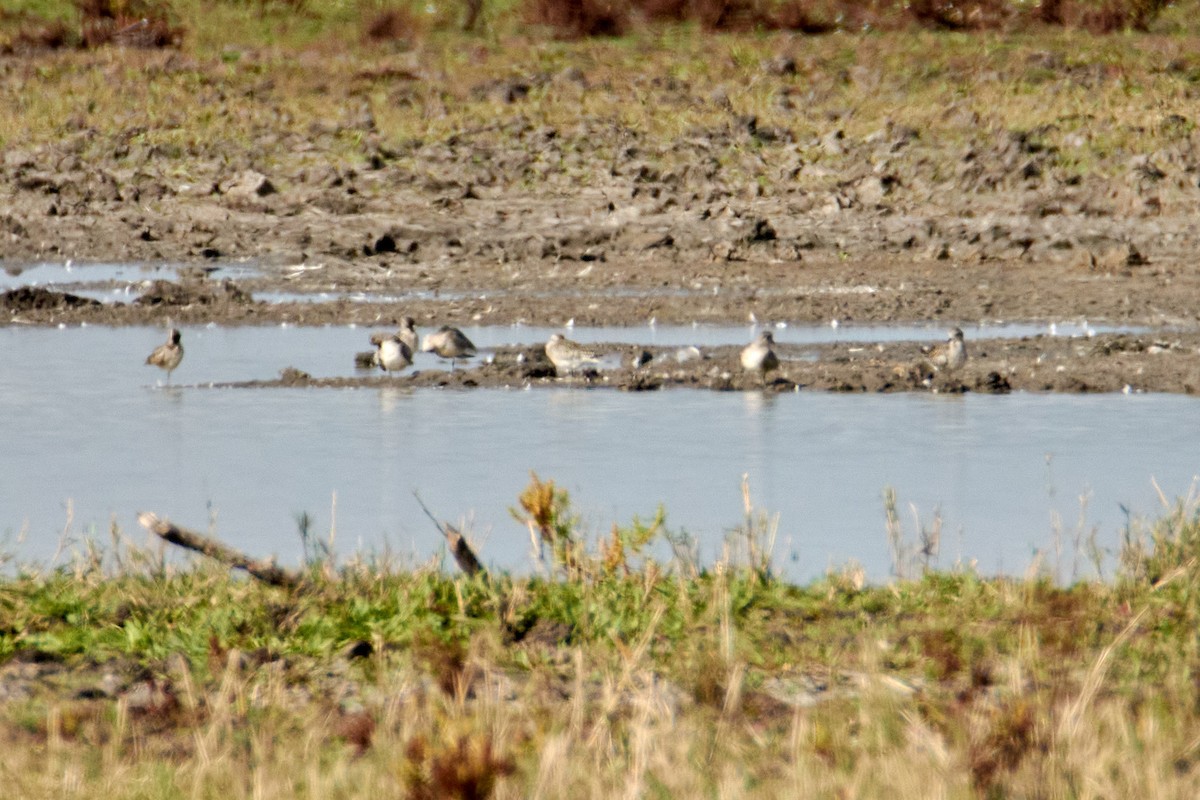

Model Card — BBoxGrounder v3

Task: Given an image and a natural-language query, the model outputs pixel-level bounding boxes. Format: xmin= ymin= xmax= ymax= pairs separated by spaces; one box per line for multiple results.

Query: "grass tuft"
xmin=76 ymin=0 xmax=184 ymax=49
xmin=403 ymin=731 xmax=516 ymax=800
xmin=362 ymin=5 xmax=423 ymax=45
xmin=525 ymin=0 xmax=629 ymax=38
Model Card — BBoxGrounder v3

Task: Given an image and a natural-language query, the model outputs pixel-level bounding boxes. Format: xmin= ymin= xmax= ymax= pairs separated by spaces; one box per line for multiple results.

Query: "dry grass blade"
xmin=1058 ymin=606 xmax=1149 ymax=741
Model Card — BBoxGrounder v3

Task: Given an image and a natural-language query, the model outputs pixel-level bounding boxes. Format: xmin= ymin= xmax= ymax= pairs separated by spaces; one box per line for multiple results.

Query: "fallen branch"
xmin=137 ymin=512 xmax=304 ymax=590
xmin=413 ymin=492 xmax=485 ymax=578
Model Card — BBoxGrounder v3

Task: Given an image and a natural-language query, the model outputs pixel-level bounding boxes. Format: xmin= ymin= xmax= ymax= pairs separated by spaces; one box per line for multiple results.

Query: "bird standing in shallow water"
xmin=146 ymin=328 xmax=184 ymax=384
xmin=545 ymin=333 xmax=600 ymax=377
xmin=370 ymin=333 xmax=413 ymax=374
xmin=421 ymin=326 xmax=476 ymax=371
xmin=740 ymin=331 xmax=780 ymax=386
xmin=397 ymin=316 xmax=419 ymax=355
xmin=924 ymin=327 xmax=967 ymax=372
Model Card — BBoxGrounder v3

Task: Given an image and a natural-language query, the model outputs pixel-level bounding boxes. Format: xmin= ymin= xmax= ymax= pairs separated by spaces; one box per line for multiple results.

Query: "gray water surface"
xmin=2 ymin=326 xmax=1196 ymax=582
xmin=0 ymin=263 xmax=1145 ymax=347
xmin=1 ymin=262 xmax=259 ymax=303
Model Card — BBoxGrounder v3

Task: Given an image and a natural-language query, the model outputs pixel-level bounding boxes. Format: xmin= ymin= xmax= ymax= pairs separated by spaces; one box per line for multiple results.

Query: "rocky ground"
xmin=4 ymin=43 xmax=1200 ymax=392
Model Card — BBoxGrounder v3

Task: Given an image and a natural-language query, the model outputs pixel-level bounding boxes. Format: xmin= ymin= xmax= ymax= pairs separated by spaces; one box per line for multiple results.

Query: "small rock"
xmin=1097 ymin=242 xmax=1148 ymax=274
xmin=710 ymin=241 xmax=738 ymax=261
xmin=630 ymin=232 xmax=674 ymax=250
xmin=222 ymin=170 xmax=276 ymax=198
xmin=856 ymin=176 xmax=890 ymax=206
xmin=820 ymin=129 xmax=846 ymax=156
xmin=925 ymin=242 xmax=951 ymax=261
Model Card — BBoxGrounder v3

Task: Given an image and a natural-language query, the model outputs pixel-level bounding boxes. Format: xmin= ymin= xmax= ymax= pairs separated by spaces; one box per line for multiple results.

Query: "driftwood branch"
xmin=137 ymin=512 xmax=304 ymax=590
xmin=412 ymin=492 xmax=485 ymax=578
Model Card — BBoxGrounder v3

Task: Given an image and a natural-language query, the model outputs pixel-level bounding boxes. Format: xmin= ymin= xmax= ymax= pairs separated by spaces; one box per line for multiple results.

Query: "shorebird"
xmin=545 ymin=333 xmax=600 ymax=377
xmin=370 ymin=333 xmax=413 ymax=374
xmin=397 ymin=316 xmax=419 ymax=354
xmin=145 ymin=328 xmax=184 ymax=384
xmin=740 ymin=331 xmax=780 ymax=386
xmin=421 ymin=325 xmax=476 ymax=371
xmin=923 ymin=327 xmax=968 ymax=372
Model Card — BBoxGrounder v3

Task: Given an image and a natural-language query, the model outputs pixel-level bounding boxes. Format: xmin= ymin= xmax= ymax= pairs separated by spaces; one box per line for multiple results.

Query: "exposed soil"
xmin=209 ymin=331 xmax=1200 ymax=395
xmin=5 ymin=50 xmax=1200 ymax=393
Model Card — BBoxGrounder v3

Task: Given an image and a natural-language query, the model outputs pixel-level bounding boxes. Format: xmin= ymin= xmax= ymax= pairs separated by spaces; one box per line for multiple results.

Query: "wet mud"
xmin=197 ymin=331 xmax=1200 ymax=396
xmin=5 ymin=58 xmax=1200 ymax=394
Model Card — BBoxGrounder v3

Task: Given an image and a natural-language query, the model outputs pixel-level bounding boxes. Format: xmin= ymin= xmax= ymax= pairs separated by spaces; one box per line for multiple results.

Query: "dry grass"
xmin=4 ymin=488 xmax=1200 ymax=797
xmin=3 ymin=583 xmax=1199 ymax=798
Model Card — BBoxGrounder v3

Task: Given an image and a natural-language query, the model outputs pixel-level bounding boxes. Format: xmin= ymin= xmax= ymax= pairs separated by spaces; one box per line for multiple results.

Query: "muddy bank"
xmin=4 ymin=249 xmax=1199 ymax=332
xmin=5 ymin=48 xmax=1200 ymax=336
xmin=198 ymin=331 xmax=1200 ymax=395
xmin=6 ymin=45 xmax=1200 ymax=395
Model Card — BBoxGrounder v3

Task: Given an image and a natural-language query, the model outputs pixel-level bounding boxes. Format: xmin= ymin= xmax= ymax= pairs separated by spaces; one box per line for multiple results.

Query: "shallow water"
xmin=2 ymin=325 xmax=1197 ymax=582
xmin=1 ymin=262 xmax=258 ymax=302
xmin=0 ymin=263 xmax=1146 ymax=346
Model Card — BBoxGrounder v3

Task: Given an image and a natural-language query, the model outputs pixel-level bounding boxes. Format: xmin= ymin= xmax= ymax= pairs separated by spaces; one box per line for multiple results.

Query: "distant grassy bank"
xmin=3 ymin=0 xmax=1200 ymax=168
xmin=2 ymin=483 xmax=1200 ymax=798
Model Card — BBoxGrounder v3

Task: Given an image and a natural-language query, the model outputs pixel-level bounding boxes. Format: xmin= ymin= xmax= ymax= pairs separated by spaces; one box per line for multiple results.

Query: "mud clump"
xmin=134 ymin=279 xmax=255 ymax=307
xmin=277 ymin=367 xmax=312 ymax=386
xmin=2 ymin=286 xmax=101 ymax=311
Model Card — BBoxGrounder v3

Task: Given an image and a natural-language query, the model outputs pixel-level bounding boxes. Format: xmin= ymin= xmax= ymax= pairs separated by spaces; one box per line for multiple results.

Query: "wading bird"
xmin=397 ymin=316 xmax=419 ymax=354
xmin=370 ymin=333 xmax=413 ymax=374
xmin=545 ymin=333 xmax=600 ymax=377
xmin=146 ymin=328 xmax=184 ymax=384
xmin=923 ymin=327 xmax=967 ymax=372
xmin=421 ymin=325 xmax=477 ymax=371
xmin=740 ymin=331 xmax=780 ymax=387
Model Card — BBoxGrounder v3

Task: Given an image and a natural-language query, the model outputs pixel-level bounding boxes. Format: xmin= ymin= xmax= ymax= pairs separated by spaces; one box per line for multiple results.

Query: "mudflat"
xmin=4 ymin=20 xmax=1200 ymax=392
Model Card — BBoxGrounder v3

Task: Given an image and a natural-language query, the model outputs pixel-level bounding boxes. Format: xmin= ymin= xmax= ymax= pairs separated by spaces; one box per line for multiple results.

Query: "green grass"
xmin=3 ymin=484 xmax=1200 ymax=797
xmin=3 ymin=4 xmax=1200 ymax=185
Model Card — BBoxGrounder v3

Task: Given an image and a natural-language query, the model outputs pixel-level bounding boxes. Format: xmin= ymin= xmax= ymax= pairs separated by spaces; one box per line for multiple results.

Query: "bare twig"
xmin=137 ymin=512 xmax=303 ymax=590
xmin=412 ymin=492 xmax=485 ymax=578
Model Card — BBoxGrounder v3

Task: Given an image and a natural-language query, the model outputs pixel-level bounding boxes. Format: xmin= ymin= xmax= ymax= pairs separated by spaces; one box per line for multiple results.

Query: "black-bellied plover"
xmin=421 ymin=325 xmax=476 ymax=371
xmin=146 ymin=328 xmax=184 ymax=384
xmin=370 ymin=333 xmax=413 ymax=374
xmin=923 ymin=327 xmax=967 ymax=372
xmin=740 ymin=331 xmax=780 ymax=386
xmin=397 ymin=316 xmax=419 ymax=354
xmin=545 ymin=333 xmax=600 ymax=377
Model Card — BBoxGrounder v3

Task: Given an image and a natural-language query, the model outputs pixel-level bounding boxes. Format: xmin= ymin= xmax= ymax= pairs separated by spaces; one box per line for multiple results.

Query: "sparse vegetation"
xmin=4 ymin=480 xmax=1200 ymax=797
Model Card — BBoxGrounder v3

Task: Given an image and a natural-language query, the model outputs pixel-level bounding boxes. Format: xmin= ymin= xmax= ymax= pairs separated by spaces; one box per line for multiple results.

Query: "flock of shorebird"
xmin=145 ymin=322 xmax=969 ymax=386
xmin=366 ymin=316 xmax=479 ymax=374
